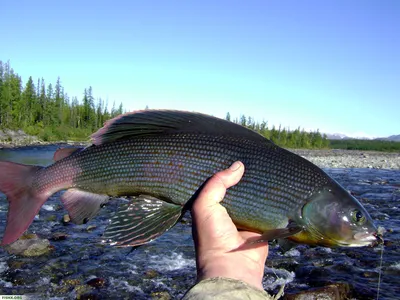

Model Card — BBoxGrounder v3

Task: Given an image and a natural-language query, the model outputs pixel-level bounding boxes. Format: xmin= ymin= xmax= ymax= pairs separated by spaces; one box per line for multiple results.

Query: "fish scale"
xmin=36 ymin=133 xmax=330 ymax=232
xmin=0 ymin=110 xmax=380 ymax=248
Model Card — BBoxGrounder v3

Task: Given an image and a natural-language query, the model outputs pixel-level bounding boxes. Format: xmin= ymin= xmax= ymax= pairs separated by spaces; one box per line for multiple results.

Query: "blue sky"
xmin=1 ymin=1 xmax=399 ymax=137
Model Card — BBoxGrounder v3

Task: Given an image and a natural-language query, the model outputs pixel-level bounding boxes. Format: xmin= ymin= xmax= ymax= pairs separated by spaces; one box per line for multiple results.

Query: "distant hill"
xmin=326 ymin=133 xmax=375 ymax=140
xmin=325 ymin=133 xmax=350 ymax=140
xmin=326 ymin=133 xmax=400 ymax=142
xmin=375 ymin=134 xmax=400 ymax=142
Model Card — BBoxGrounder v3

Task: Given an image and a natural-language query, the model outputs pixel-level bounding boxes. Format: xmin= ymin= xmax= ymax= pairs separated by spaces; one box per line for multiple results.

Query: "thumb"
xmin=192 ymin=161 xmax=245 ymax=213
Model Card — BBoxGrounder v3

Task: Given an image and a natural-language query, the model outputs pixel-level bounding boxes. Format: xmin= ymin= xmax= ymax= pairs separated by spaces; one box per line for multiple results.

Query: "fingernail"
xmin=229 ymin=161 xmax=242 ymax=171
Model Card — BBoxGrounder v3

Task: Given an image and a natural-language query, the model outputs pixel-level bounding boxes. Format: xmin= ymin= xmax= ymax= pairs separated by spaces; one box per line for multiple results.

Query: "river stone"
xmin=5 ymin=234 xmax=52 ymax=257
xmin=63 ymin=214 xmax=71 ymax=224
xmin=86 ymin=225 xmax=97 ymax=231
xmin=51 ymin=232 xmax=69 ymax=241
xmin=46 ymin=215 xmax=58 ymax=222
xmin=0 ymin=129 xmax=9 ymax=140
xmin=144 ymin=269 xmax=159 ymax=279
xmin=283 ymin=283 xmax=350 ymax=300
xmin=86 ymin=277 xmax=106 ymax=288
xmin=151 ymin=291 xmax=171 ymax=300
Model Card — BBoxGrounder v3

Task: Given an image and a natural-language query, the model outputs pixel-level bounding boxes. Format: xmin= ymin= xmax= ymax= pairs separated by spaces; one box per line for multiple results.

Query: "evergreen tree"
xmin=44 ymin=83 xmax=55 ymax=126
xmin=21 ymin=76 xmax=36 ymax=126
xmin=54 ymin=77 xmax=64 ymax=125
xmin=240 ymin=114 xmax=247 ymax=127
xmin=38 ymin=78 xmax=46 ymax=123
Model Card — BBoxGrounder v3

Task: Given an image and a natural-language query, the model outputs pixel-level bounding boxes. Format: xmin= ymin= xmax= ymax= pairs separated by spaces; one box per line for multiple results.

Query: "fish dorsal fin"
xmin=92 ymin=110 xmax=271 ymax=145
xmin=53 ymin=147 xmax=83 ymax=161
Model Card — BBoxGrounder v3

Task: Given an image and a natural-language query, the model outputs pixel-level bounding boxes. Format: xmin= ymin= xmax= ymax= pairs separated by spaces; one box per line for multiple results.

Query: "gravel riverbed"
xmin=291 ymin=149 xmax=400 ymax=170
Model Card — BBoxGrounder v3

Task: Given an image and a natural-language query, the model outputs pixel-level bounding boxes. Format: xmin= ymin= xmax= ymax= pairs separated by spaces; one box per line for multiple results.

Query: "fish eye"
xmin=351 ymin=209 xmax=366 ymax=224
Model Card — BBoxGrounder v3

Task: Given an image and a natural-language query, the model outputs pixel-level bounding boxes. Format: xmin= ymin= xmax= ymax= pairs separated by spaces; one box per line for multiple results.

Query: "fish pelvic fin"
xmin=102 ymin=195 xmax=182 ymax=247
xmin=61 ymin=189 xmax=109 ymax=224
xmin=0 ymin=161 xmax=46 ymax=245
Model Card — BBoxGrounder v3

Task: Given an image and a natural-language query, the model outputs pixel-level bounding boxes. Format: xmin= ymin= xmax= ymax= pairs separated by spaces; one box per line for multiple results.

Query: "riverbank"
xmin=0 ymin=129 xmax=89 ymax=149
xmin=292 ymin=149 xmax=400 ymax=170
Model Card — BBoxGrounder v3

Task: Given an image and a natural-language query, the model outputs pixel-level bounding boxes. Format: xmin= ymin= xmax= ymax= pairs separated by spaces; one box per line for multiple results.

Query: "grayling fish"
xmin=0 ymin=110 xmax=381 ymax=248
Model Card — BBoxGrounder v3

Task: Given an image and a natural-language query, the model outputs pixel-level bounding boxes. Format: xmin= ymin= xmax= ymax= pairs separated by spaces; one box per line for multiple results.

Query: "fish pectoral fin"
xmin=277 ymin=239 xmax=298 ymax=253
xmin=61 ymin=189 xmax=109 ymax=224
xmin=53 ymin=147 xmax=84 ymax=161
xmin=246 ymin=226 xmax=303 ymax=245
xmin=102 ymin=195 xmax=182 ymax=247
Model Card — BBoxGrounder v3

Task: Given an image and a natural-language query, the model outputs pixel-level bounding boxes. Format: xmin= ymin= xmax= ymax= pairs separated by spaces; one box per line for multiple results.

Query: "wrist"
xmin=197 ymin=254 xmax=264 ymax=290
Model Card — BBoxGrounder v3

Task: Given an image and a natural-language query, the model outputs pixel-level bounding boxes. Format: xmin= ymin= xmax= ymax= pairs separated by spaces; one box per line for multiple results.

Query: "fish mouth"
xmin=351 ymin=231 xmax=384 ymax=247
xmin=308 ymin=225 xmax=379 ymax=248
xmin=372 ymin=232 xmax=384 ymax=247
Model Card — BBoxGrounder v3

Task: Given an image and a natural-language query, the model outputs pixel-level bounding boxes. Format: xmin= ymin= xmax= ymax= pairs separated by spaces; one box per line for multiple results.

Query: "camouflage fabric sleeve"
xmin=182 ymin=277 xmax=277 ymax=300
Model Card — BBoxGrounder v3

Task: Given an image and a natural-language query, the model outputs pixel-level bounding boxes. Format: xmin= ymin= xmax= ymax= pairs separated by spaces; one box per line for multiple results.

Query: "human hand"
xmin=191 ymin=161 xmax=269 ymax=290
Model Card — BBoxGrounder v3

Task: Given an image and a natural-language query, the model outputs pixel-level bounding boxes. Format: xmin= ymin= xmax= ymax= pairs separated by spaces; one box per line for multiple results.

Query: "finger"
xmin=239 ymin=231 xmax=263 ymax=240
xmin=193 ymin=161 xmax=245 ymax=212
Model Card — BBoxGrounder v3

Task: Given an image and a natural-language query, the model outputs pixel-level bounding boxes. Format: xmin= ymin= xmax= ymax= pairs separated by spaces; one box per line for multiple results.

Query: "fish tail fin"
xmin=0 ymin=161 xmax=47 ymax=245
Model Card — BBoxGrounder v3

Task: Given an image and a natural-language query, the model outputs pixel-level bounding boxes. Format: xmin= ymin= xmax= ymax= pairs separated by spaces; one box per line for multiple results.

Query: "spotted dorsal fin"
xmin=92 ymin=110 xmax=272 ymax=145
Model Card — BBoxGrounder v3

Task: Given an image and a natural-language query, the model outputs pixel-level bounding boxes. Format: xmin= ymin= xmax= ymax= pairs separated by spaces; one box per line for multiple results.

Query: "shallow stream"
xmin=0 ymin=146 xmax=399 ymax=299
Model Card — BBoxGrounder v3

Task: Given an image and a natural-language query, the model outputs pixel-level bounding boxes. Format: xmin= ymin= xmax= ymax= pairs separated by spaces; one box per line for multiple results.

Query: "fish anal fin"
xmin=61 ymin=189 xmax=109 ymax=224
xmin=53 ymin=147 xmax=83 ymax=161
xmin=103 ymin=195 xmax=182 ymax=247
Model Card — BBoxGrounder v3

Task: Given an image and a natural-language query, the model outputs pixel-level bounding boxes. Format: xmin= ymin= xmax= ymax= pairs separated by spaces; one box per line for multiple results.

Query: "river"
xmin=0 ymin=145 xmax=399 ymax=299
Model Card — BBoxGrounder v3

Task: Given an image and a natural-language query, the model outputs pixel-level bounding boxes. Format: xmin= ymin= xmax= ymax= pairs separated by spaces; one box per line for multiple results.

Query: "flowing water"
xmin=0 ymin=145 xmax=399 ymax=299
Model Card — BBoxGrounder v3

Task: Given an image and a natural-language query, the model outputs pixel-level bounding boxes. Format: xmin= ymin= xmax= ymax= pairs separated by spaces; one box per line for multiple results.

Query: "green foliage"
xmin=0 ymin=60 xmax=124 ymax=141
xmin=227 ymin=112 xmax=399 ymax=151
xmin=228 ymin=113 xmax=330 ymax=149
xmin=329 ymin=139 xmax=400 ymax=152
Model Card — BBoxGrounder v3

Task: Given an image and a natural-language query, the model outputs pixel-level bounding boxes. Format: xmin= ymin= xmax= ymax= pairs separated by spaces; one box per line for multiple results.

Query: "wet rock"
xmin=266 ymin=258 xmax=299 ymax=272
xmin=7 ymin=259 xmax=26 ymax=269
xmin=46 ymin=215 xmax=58 ymax=222
xmin=63 ymin=214 xmax=71 ymax=224
xmin=62 ymin=279 xmax=81 ymax=287
xmin=78 ymin=292 xmax=100 ymax=300
xmin=3 ymin=269 xmax=33 ymax=286
xmin=180 ymin=216 xmax=192 ymax=225
xmin=54 ymin=204 xmax=64 ymax=211
xmin=144 ymin=269 xmax=159 ymax=279
xmin=51 ymin=232 xmax=69 ymax=241
xmin=57 ymin=278 xmax=82 ymax=294
xmin=361 ymin=271 xmax=375 ymax=278
xmin=151 ymin=291 xmax=171 ymax=300
xmin=5 ymin=234 xmax=52 ymax=257
xmin=86 ymin=277 xmax=106 ymax=288
xmin=75 ymin=284 xmax=95 ymax=299
xmin=20 ymin=233 xmax=39 ymax=240
xmin=283 ymin=283 xmax=350 ymax=300
xmin=86 ymin=225 xmax=97 ymax=232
